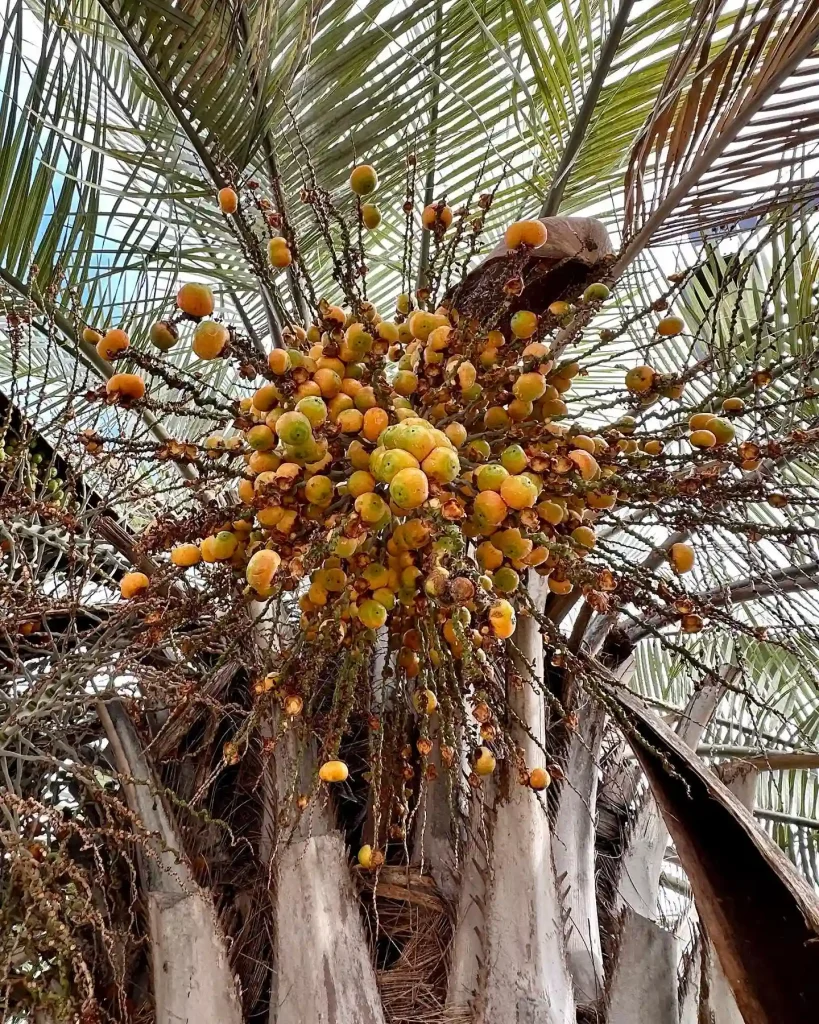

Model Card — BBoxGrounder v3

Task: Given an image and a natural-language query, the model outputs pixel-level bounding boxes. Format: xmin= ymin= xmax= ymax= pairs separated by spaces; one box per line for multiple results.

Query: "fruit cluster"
xmin=100 ymin=163 xmax=767 ymax=797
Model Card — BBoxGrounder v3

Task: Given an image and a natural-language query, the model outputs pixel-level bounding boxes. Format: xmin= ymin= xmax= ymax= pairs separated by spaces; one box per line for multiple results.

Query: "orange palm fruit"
xmin=106 ymin=373 xmax=145 ymax=400
xmin=96 ymin=328 xmax=130 ymax=361
xmin=246 ymin=549 xmax=282 ymax=592
xmin=177 ymin=282 xmax=214 ymax=318
xmin=120 ymin=571 xmax=149 ymax=599
xmin=218 ymin=187 xmax=238 ymax=214
xmin=504 ymin=220 xmax=548 ymax=248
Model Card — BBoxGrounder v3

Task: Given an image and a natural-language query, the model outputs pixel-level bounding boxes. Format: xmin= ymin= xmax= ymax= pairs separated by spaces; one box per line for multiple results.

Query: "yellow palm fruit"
xmin=361 ymin=203 xmax=381 ymax=229
xmin=422 ymin=447 xmax=460 ymax=483
xmin=499 ymin=474 xmax=539 ymax=509
xmin=348 ymin=439 xmax=373 ymax=470
xmin=445 ymin=422 xmax=468 ymax=447
xmin=319 ymin=760 xmax=349 ymax=782
xmin=304 ymin=475 xmax=333 ymax=506
xmin=268 ymin=237 xmax=292 ymax=268
xmin=338 ymin=408 xmax=364 ymax=433
xmin=408 ymin=310 xmax=448 ymax=341
xmin=192 ymin=320 xmax=229 ymax=359
xmin=476 ymin=464 xmax=509 ymax=492
xmin=625 ymin=365 xmax=655 ymax=393
xmin=477 ymin=541 xmax=504 ymax=571
xmin=689 ymin=429 xmax=717 ymax=449
xmin=358 ymin=599 xmax=388 ymax=629
xmin=669 ymin=542 xmax=695 ymax=573
xmin=510 ymin=310 xmax=538 ymax=339
xmin=177 ymin=282 xmax=214 ymax=318
xmin=257 ymin=506 xmax=284 ymax=527
xmin=355 ymin=492 xmax=389 ymax=523
xmin=349 ymin=164 xmax=378 ymax=195
xmin=390 ymin=468 xmax=429 ymax=509
xmin=347 ymin=470 xmax=376 ymax=498
xmin=246 ymin=549 xmax=281 ymax=592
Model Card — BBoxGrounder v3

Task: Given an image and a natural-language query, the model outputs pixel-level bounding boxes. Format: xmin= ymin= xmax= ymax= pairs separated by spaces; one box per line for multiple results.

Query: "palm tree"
xmin=3 ymin=2 xmax=819 ymax=1023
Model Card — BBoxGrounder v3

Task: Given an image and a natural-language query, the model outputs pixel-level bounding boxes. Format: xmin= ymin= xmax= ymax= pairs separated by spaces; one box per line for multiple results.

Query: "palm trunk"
xmin=97 ymin=700 xmax=243 ymax=1024
xmin=447 ymin=583 xmax=574 ymax=1022
xmin=552 ymin=700 xmax=606 ymax=1006
xmin=267 ymin=710 xmax=385 ymax=1024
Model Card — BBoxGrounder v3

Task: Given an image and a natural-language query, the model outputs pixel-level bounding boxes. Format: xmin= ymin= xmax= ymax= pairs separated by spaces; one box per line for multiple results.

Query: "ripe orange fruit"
xmin=349 ymin=164 xmax=378 ymax=196
xmin=106 ymin=373 xmax=145 ymax=400
xmin=572 ymin=526 xmax=596 ymax=549
xmin=529 ymin=767 xmax=551 ymax=790
xmin=657 ymin=315 xmax=684 ymax=336
xmin=625 ymin=365 xmax=655 ymax=393
xmin=499 ymin=473 xmax=539 ymax=509
xmin=361 ymin=203 xmax=381 ymax=229
xmin=171 ymin=543 xmax=201 ymax=567
xmin=689 ymin=429 xmax=716 ymax=449
xmin=422 ymin=204 xmax=453 ymax=230
xmin=313 ymin=367 xmax=342 ymax=398
xmin=361 ymin=406 xmax=387 ymax=442
xmin=513 ymin=372 xmax=547 ymax=402
xmin=218 ymin=187 xmax=238 ymax=214
xmin=548 ymin=575 xmax=573 ymax=595
xmin=669 ymin=542 xmax=695 ymax=573
xmin=537 ymin=500 xmax=564 ymax=525
xmin=474 ymin=490 xmax=508 ymax=528
xmin=510 ymin=310 xmax=538 ymax=339
xmin=177 ymin=282 xmax=214 ymax=318
xmin=268 ymin=237 xmax=292 ymax=268
xmin=96 ymin=328 xmax=130 ymax=361
xmin=192 ymin=321 xmax=229 ymax=359
xmin=319 ymin=759 xmax=349 ymax=782
xmin=504 ymin=219 xmax=548 ymax=248
xmin=477 ymin=541 xmax=504 ymax=571
xmin=246 ymin=549 xmax=282 ymax=592
xmin=268 ymin=349 xmax=291 ymax=374
xmin=120 ymin=571 xmax=149 ymax=599
xmin=567 ymin=450 xmax=600 ymax=480
xmin=488 ymin=599 xmax=516 ymax=638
